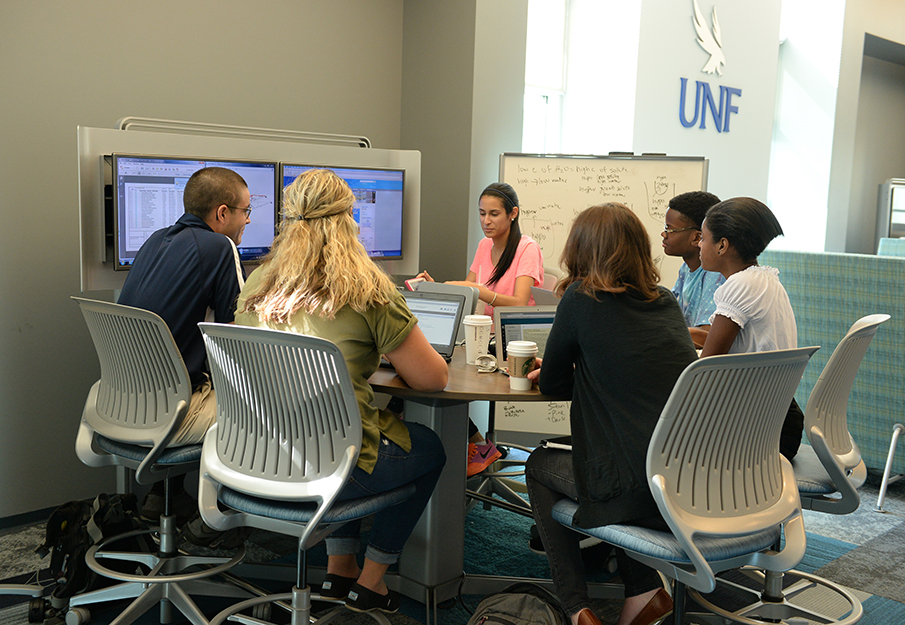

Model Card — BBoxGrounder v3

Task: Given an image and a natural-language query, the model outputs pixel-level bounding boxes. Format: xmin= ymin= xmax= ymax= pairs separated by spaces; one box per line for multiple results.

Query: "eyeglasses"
xmin=662 ymin=225 xmax=698 ymax=235
xmin=227 ymin=205 xmax=253 ymax=217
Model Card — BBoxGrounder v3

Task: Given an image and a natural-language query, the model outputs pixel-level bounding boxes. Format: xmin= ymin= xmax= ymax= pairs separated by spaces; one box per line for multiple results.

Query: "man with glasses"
xmin=118 ymin=167 xmax=252 ymax=546
xmin=661 ymin=190 xmax=723 ymax=348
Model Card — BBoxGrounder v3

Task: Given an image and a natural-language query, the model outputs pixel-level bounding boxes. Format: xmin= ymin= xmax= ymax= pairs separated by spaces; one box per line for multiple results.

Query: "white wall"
xmin=0 ymin=0 xmax=406 ymax=518
xmin=633 ymin=0 xmax=783 ymax=204
xmin=766 ymin=0 xmax=845 ymax=252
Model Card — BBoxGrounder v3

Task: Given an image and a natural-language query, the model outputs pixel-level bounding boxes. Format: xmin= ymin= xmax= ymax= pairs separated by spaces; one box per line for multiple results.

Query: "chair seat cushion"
xmin=551 ymin=498 xmax=781 ymax=564
xmin=219 ymin=483 xmax=416 ymax=524
xmin=791 ymin=445 xmax=837 ymax=495
xmin=96 ymin=435 xmax=202 ymax=465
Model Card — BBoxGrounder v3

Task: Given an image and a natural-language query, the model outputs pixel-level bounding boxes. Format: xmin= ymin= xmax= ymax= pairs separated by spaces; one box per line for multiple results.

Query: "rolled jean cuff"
xmin=364 ymin=545 xmax=399 ymax=566
xmin=325 ymin=537 xmax=360 ymax=557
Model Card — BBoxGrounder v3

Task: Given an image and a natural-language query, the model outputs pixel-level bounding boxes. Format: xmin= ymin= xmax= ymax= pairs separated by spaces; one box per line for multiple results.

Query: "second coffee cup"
xmin=463 ymin=314 xmax=493 ymax=365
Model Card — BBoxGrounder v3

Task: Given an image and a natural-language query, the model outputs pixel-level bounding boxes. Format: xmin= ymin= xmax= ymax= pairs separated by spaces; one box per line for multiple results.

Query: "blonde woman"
xmin=235 ymin=169 xmax=448 ymax=614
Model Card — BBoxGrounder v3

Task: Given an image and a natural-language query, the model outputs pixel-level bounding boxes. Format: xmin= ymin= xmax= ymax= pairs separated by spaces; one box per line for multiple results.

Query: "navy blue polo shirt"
xmin=118 ymin=213 xmax=245 ymax=388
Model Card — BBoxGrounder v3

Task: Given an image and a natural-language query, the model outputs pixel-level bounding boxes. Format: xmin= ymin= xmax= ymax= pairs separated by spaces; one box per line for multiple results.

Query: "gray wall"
xmin=851 ymin=55 xmax=905 ymax=252
xmin=0 ymin=0 xmax=408 ymax=518
xmin=829 ymin=1 xmax=905 ymax=252
xmin=0 ymin=0 xmax=527 ymax=518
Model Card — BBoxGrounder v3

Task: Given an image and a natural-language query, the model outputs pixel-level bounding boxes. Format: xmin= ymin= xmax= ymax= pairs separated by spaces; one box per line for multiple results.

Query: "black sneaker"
xmin=140 ymin=489 xmax=197 ymax=525
xmin=180 ymin=512 xmax=251 ymax=549
xmin=345 ymin=583 xmax=401 ymax=613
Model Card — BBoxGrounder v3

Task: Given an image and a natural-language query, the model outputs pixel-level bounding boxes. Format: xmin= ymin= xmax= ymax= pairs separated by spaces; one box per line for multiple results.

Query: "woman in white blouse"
xmin=698 ymin=197 xmax=803 ymax=459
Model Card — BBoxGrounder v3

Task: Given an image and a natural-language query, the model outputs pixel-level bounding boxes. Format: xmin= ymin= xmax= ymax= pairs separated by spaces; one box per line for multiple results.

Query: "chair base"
xmin=686 ymin=567 xmax=863 ymax=625
xmin=209 ymin=586 xmax=391 ymax=625
xmin=466 ymin=472 xmax=532 ymax=517
xmin=67 ymin=517 xmax=248 ymax=625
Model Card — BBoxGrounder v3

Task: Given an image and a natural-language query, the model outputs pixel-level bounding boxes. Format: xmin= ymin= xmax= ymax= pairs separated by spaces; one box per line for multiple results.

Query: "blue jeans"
xmin=326 ymin=421 xmax=446 ymax=565
xmin=525 ymin=446 xmax=662 ymax=615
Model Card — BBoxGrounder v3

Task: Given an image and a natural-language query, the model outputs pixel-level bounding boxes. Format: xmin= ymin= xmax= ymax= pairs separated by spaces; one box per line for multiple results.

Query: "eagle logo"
xmin=693 ymin=0 xmax=725 ymax=76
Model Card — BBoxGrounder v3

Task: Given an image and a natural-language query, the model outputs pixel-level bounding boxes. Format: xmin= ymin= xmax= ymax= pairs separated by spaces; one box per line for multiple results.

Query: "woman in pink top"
xmin=419 ymin=182 xmax=544 ymax=316
xmin=418 ymin=182 xmax=544 ymax=474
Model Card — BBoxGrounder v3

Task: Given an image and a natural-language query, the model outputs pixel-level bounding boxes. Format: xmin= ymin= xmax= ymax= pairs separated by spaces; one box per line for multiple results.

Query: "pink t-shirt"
xmin=469 ymin=235 xmax=544 ymax=317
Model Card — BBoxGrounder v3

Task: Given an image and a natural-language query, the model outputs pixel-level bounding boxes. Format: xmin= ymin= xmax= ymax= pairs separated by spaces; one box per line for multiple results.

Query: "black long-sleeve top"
xmin=539 ymin=282 xmax=698 ymax=528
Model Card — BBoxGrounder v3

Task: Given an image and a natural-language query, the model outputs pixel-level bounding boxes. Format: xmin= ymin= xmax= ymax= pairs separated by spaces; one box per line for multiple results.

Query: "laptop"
xmin=416 ymin=281 xmax=480 ymax=344
xmin=494 ymin=305 xmax=558 ymax=364
xmin=530 ymin=286 xmax=561 ymax=307
xmin=401 ymin=290 xmax=467 ymax=362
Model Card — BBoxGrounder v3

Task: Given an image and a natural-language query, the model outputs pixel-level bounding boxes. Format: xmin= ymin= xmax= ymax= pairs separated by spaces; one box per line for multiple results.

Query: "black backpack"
xmin=467 ymin=582 xmax=569 ymax=625
xmin=36 ymin=493 xmax=151 ymax=600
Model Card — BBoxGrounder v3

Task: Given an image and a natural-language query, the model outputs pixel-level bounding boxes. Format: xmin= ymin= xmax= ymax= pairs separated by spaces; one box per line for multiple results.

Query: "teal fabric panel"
xmin=878 ymin=238 xmax=905 ymax=257
xmin=761 ymin=249 xmax=905 ymax=476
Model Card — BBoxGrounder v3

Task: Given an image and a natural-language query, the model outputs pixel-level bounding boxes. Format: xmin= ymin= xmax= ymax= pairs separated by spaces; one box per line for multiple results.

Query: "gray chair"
xmin=69 ymin=297 xmax=246 ymax=625
xmin=550 ymin=347 xmax=856 ymax=625
xmin=794 ymin=314 xmax=889 ymax=515
xmin=198 ymin=323 xmax=416 ymax=625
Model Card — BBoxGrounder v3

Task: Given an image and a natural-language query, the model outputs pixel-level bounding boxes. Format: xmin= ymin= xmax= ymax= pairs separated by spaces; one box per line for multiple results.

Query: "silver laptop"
xmin=416 ymin=281 xmax=480 ymax=344
xmin=493 ymin=305 xmax=558 ymax=363
xmin=401 ymin=290 xmax=467 ymax=362
xmin=530 ymin=286 xmax=561 ymax=307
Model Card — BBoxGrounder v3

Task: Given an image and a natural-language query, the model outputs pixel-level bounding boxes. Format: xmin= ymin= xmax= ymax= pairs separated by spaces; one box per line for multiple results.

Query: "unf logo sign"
xmin=679 ymin=0 xmax=741 ymax=132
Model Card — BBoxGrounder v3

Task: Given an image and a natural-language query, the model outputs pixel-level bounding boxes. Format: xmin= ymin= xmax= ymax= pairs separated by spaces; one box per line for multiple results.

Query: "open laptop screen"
xmin=494 ymin=306 xmax=557 ymax=363
xmin=401 ymin=291 xmax=466 ymax=360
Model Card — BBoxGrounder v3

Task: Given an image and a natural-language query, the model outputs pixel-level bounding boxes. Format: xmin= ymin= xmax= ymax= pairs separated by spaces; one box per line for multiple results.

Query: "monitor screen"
xmin=281 ymin=164 xmax=404 ymax=259
xmin=112 ymin=154 xmax=278 ymax=269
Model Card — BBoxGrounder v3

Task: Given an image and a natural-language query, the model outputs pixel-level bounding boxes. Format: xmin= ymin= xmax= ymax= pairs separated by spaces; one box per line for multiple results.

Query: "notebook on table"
xmin=401 ymin=290 xmax=467 ymax=362
xmin=493 ymin=305 xmax=558 ymax=364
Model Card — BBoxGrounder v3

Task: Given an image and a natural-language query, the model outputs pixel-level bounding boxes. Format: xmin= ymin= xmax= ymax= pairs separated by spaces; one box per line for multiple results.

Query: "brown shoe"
xmin=628 ymin=588 xmax=673 ymax=625
xmin=575 ymin=608 xmax=602 ymax=625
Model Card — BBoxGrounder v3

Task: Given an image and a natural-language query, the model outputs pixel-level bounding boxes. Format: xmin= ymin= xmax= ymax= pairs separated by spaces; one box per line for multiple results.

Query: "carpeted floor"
xmin=2 ymin=469 xmax=904 ymax=624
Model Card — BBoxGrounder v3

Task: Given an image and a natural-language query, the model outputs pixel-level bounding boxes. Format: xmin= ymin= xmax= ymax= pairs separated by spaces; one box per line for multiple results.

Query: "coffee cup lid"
xmin=508 ymin=340 xmax=538 ymax=355
xmin=463 ymin=314 xmax=493 ymax=325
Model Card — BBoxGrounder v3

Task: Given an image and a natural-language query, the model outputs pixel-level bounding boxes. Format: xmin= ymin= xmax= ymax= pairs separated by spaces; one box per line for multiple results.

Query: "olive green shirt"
xmin=235 ymin=269 xmax=417 ymax=473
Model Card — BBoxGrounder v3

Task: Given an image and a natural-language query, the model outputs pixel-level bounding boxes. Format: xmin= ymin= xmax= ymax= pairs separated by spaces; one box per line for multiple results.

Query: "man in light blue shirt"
xmin=661 ymin=191 xmax=723 ymax=348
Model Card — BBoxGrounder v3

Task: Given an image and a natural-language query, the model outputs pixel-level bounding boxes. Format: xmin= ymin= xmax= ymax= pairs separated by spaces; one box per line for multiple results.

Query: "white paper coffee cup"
xmin=508 ymin=340 xmax=537 ymax=391
xmin=463 ymin=314 xmax=493 ymax=365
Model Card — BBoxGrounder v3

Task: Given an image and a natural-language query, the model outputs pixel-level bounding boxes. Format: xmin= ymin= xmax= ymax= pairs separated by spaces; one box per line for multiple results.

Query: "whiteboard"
xmin=500 ymin=153 xmax=709 ymax=287
xmin=496 ymin=153 xmax=708 ymax=442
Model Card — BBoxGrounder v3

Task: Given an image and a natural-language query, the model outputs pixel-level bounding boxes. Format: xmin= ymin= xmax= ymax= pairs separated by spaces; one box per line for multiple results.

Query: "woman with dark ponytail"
xmin=418 ymin=183 xmax=543 ymax=316
xmin=417 ymin=182 xmax=544 ymax=474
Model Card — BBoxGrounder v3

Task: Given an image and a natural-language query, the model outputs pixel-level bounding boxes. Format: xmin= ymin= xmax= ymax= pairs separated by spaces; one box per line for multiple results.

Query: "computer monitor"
xmin=281 ymin=163 xmax=404 ymax=259
xmin=494 ymin=305 xmax=558 ymax=363
xmin=111 ymin=154 xmax=278 ymax=269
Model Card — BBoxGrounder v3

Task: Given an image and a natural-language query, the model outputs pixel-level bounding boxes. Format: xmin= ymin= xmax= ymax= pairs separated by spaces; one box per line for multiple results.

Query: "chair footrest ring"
xmin=86 ymin=527 xmax=245 ymax=584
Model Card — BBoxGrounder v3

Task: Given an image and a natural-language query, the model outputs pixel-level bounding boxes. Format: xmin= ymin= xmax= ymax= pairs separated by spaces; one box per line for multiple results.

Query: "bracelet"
xmin=489 ymin=292 xmax=497 ymax=306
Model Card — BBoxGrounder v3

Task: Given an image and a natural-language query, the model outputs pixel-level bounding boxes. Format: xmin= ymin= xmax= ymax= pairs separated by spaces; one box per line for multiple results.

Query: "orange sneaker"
xmin=467 ymin=441 xmax=502 ymax=476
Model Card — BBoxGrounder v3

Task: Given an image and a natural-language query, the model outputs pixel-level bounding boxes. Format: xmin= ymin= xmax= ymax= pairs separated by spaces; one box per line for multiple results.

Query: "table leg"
xmin=398 ymin=398 xmax=469 ymax=596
